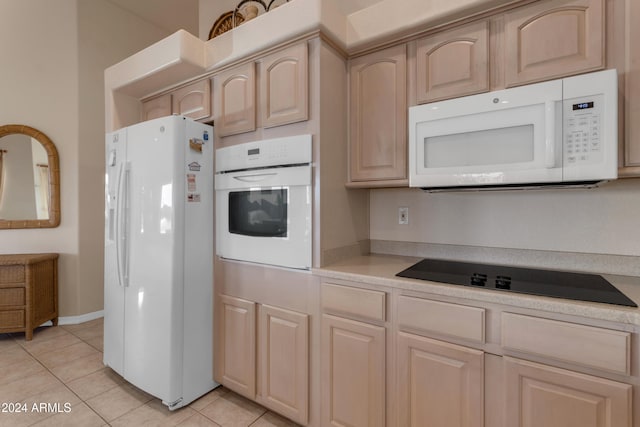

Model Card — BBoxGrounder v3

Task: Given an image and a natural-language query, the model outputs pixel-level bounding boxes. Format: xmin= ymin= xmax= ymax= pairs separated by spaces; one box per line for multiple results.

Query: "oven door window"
xmin=228 ymin=188 xmax=288 ymax=237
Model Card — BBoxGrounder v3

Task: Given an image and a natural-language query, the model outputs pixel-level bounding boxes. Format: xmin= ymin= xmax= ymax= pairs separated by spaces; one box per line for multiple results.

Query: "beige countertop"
xmin=313 ymin=254 xmax=640 ymax=327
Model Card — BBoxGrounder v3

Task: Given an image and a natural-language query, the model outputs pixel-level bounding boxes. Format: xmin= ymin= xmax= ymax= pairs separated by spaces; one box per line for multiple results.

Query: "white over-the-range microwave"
xmin=409 ymin=69 xmax=618 ymax=191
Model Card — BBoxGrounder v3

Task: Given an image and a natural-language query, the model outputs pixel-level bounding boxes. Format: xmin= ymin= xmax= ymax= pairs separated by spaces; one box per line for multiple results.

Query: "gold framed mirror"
xmin=0 ymin=124 xmax=60 ymax=228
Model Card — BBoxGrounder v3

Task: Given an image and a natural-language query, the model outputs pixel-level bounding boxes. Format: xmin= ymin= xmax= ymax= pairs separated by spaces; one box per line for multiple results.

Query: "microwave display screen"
xmin=229 ymin=189 xmax=288 ymax=237
xmin=573 ymin=102 xmax=594 ymax=110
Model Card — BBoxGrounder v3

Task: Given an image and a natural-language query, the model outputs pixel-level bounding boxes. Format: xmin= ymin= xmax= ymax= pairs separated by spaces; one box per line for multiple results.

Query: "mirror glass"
xmin=0 ymin=125 xmax=60 ymax=228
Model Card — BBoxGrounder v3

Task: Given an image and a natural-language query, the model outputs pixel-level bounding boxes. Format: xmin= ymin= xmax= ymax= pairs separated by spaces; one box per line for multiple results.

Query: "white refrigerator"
xmin=104 ymin=115 xmax=218 ymax=410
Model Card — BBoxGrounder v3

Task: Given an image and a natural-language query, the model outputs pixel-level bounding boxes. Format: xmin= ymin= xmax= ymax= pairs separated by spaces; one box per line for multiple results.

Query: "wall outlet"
xmin=398 ymin=207 xmax=409 ymax=225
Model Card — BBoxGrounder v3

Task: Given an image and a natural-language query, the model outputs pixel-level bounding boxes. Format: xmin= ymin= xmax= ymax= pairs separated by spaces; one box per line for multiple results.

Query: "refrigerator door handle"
xmin=122 ymin=163 xmax=131 ymax=287
xmin=115 ymin=162 xmax=131 ymax=288
xmin=115 ymin=163 xmax=124 ymax=287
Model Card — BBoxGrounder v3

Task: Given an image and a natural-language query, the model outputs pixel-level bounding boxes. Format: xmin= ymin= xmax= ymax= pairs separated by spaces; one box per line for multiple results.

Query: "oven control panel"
xmin=215 ymin=134 xmax=312 ymax=172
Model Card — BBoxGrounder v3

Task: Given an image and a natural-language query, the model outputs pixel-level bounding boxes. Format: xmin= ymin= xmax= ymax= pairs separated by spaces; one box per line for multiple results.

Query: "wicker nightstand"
xmin=0 ymin=253 xmax=58 ymax=340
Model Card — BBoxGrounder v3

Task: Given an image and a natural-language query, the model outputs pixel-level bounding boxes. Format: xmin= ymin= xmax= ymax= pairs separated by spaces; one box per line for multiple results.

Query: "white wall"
xmin=0 ymin=0 xmax=175 ymax=317
xmin=370 ymin=178 xmax=640 ymax=257
xmin=0 ymin=0 xmax=81 ymax=316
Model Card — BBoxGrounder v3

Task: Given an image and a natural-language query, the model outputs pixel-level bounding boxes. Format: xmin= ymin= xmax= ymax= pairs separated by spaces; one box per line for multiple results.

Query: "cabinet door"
xmin=397 ymin=332 xmax=484 ymax=427
xmin=624 ymin=0 xmax=640 ymax=171
xmin=259 ymin=304 xmax=309 ymax=425
xmin=220 ymin=295 xmax=256 ymax=399
xmin=141 ymin=94 xmax=171 ymax=122
xmin=504 ymin=356 xmax=631 ymax=427
xmin=349 ymin=44 xmax=407 ymax=184
xmin=416 ymin=20 xmax=490 ymax=104
xmin=260 ymin=42 xmax=308 ymax=128
xmin=171 ymin=79 xmax=211 ymax=120
xmin=321 ymin=314 xmax=385 ymax=427
xmin=214 ymin=62 xmax=256 ymax=137
xmin=504 ymin=0 xmax=604 ymax=87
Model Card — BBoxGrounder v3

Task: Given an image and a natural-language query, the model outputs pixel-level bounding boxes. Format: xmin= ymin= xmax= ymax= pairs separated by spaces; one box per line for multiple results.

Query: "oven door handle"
xmin=232 ymin=173 xmax=278 ymax=183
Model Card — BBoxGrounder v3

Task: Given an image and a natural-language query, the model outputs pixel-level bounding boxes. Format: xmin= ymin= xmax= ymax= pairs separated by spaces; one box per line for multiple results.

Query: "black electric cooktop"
xmin=397 ymin=258 xmax=637 ymax=307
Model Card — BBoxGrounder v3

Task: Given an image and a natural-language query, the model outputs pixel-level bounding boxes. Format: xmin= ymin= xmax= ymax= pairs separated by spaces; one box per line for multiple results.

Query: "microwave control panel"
xmin=563 ymin=94 xmax=604 ymax=166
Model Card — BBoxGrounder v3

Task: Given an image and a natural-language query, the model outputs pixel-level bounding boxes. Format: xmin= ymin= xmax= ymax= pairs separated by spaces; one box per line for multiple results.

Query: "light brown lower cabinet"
xmin=259 ymin=304 xmax=309 ymax=424
xmin=504 ymin=356 xmax=632 ymax=427
xmin=321 ymin=314 xmax=385 ymax=427
xmin=396 ymin=332 xmax=484 ymax=427
xmin=219 ymin=295 xmax=257 ymax=399
xmin=219 ymin=295 xmax=309 ymax=425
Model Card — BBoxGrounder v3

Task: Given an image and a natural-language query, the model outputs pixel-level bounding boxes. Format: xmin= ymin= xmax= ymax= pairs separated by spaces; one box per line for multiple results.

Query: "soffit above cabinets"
xmin=332 ymin=0 xmax=385 ymax=15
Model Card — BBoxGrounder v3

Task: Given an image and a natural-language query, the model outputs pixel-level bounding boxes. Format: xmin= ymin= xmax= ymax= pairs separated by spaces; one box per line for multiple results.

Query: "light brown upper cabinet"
xmin=259 ymin=42 xmax=308 ymax=128
xmin=504 ymin=0 xmax=604 ymax=87
xmin=348 ymin=44 xmax=407 ymax=186
xmin=623 ymin=0 xmax=640 ymax=173
xmin=171 ymin=79 xmax=211 ymax=121
xmin=416 ymin=20 xmax=490 ymax=104
xmin=214 ymin=62 xmax=257 ymax=137
xmin=141 ymin=94 xmax=172 ymax=122
xmin=141 ymin=80 xmax=211 ymax=122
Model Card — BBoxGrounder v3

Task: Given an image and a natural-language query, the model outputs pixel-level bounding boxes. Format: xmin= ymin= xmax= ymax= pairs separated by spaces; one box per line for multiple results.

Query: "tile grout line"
xmin=9 ymin=322 xmax=288 ymax=427
xmin=12 ymin=325 xmax=112 ymax=427
xmin=57 ymin=323 xmax=114 ymax=426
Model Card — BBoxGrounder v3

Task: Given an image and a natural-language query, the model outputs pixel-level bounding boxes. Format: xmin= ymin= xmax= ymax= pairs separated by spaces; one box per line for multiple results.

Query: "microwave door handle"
xmin=545 ymin=100 xmax=556 ymax=168
xmin=232 ymin=173 xmax=278 ymax=183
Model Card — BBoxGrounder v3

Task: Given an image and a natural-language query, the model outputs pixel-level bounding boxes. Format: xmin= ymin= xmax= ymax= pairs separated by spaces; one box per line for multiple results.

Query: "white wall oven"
xmin=215 ymin=135 xmax=312 ymax=270
xmin=409 ymin=69 xmax=618 ymax=190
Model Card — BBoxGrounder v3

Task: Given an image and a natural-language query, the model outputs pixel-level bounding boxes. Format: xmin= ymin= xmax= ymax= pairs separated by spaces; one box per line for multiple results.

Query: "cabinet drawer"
xmin=0 ymin=265 xmax=25 ymax=283
xmin=0 ymin=288 xmax=25 ymax=306
xmin=397 ymin=296 xmax=485 ymax=343
xmin=0 ymin=310 xmax=25 ymax=328
xmin=321 ymin=283 xmax=386 ymax=322
xmin=502 ymin=313 xmax=631 ymax=375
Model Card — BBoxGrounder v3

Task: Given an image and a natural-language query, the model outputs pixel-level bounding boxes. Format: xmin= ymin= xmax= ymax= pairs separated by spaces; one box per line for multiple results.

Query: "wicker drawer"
xmin=397 ymin=295 xmax=485 ymax=343
xmin=502 ymin=313 xmax=631 ymax=375
xmin=0 ymin=253 xmax=58 ymax=340
xmin=0 ymin=310 xmax=25 ymax=329
xmin=0 ymin=265 xmax=25 ymax=283
xmin=0 ymin=288 xmax=25 ymax=306
xmin=321 ymin=283 xmax=386 ymax=322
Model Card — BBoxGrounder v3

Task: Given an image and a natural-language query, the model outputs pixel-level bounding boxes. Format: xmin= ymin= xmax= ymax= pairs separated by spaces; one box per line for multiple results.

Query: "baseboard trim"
xmin=40 ymin=310 xmax=104 ymax=326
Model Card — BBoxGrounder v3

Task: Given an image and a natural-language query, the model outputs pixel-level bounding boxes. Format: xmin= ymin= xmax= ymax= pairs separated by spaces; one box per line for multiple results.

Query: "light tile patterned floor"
xmin=0 ymin=319 xmax=299 ymax=426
